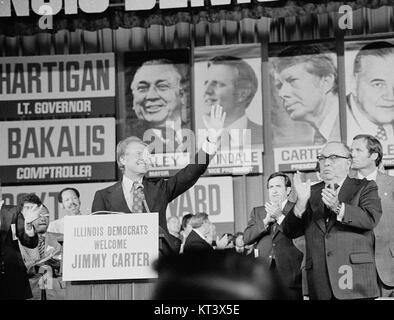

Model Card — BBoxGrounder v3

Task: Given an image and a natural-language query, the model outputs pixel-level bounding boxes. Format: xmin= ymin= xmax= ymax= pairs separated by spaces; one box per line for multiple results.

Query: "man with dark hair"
xmin=244 ymin=172 xmax=304 ymax=300
xmin=283 ymin=142 xmax=382 ymax=300
xmin=0 ymin=192 xmax=39 ymax=299
xmin=47 ymin=187 xmax=81 ymax=237
xmin=347 ymin=41 xmax=394 ymax=144
xmin=203 ymin=55 xmax=263 ymax=146
xmin=92 ymin=105 xmax=226 ymax=256
xmin=350 ymin=134 xmax=394 ymax=297
xmin=273 ymin=45 xmax=340 ymax=145
xmin=183 ymin=212 xmax=213 ymax=253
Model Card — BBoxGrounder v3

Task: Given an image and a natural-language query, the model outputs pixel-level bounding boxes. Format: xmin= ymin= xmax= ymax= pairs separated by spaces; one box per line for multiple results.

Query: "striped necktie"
xmin=38 ymin=235 xmax=46 ymax=259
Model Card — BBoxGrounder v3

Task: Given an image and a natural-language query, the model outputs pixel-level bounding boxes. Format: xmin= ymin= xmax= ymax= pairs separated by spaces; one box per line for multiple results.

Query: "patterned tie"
xmin=313 ymin=129 xmax=327 ymax=145
xmin=375 ymin=125 xmax=387 ymax=141
xmin=38 ymin=235 xmax=46 ymax=259
xmin=131 ymin=182 xmax=144 ymax=213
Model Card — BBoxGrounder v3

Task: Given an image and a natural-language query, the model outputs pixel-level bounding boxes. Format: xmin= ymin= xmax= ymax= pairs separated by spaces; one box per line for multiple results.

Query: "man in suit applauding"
xmin=244 ymin=172 xmax=304 ymax=300
xmin=282 ymin=142 xmax=382 ymax=300
xmin=92 ymin=105 xmax=226 ymax=256
xmin=350 ymin=134 xmax=394 ymax=297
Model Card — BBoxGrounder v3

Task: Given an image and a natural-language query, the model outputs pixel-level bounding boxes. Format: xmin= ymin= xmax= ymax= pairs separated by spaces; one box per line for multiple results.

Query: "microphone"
xmin=135 ymin=183 xmax=150 ymax=213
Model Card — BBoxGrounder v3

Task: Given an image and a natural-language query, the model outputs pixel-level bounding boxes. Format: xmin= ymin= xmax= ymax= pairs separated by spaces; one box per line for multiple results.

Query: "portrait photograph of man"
xmin=119 ymin=49 xmax=191 ymax=155
xmin=194 ymin=44 xmax=263 ymax=151
xmin=269 ymin=42 xmax=340 ymax=148
xmin=345 ymin=39 xmax=394 ymax=162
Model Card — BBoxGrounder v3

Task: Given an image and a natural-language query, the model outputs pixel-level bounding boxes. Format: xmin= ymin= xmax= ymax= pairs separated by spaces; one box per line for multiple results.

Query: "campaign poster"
xmin=1 ymin=181 xmax=115 ymax=220
xmin=194 ymin=44 xmax=263 ymax=175
xmin=268 ymin=42 xmax=340 ymax=171
xmin=0 ymin=53 xmax=115 ymax=119
xmin=118 ymin=48 xmax=191 ymax=154
xmin=0 ymin=118 xmax=116 ymax=184
xmin=345 ymin=38 xmax=394 ymax=167
xmin=166 ymin=176 xmax=235 ymax=235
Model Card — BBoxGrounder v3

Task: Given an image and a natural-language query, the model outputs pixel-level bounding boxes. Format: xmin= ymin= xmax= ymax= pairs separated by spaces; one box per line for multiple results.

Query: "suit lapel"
xmin=142 ymin=177 xmax=152 ymax=213
xmin=108 ymin=181 xmax=130 ymax=213
xmin=273 ymin=201 xmax=294 ymax=239
xmin=326 ymin=177 xmax=359 ymax=232
xmin=310 ymin=182 xmax=326 ymax=233
xmin=338 ymin=177 xmax=360 ymax=204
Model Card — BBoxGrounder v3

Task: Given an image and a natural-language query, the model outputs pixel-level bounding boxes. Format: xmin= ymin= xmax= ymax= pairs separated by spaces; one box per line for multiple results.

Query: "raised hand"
xmin=293 ymin=171 xmax=311 ymax=205
xmin=23 ymin=204 xmax=42 ymax=224
xmin=203 ymin=104 xmax=226 ymax=143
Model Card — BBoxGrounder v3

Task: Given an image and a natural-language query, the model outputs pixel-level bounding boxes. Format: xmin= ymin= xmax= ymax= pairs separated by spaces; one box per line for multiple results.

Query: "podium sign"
xmin=62 ymin=213 xmax=158 ymax=281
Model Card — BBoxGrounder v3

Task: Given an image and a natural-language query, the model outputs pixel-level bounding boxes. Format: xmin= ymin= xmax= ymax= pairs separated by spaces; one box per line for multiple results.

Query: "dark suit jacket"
xmin=0 ymin=205 xmax=38 ymax=300
xmin=92 ymin=149 xmax=211 ymax=255
xmin=244 ymin=202 xmax=303 ymax=297
xmin=371 ymin=173 xmax=394 ymax=287
xmin=183 ymin=230 xmax=213 ymax=254
xmin=282 ymin=177 xmax=382 ymax=300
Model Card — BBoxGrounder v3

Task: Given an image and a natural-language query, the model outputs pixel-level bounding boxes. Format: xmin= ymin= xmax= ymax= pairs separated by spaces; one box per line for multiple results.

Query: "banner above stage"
xmin=62 ymin=213 xmax=158 ymax=281
xmin=0 ymin=53 xmax=115 ymax=120
xmin=0 ymin=0 xmax=281 ymax=17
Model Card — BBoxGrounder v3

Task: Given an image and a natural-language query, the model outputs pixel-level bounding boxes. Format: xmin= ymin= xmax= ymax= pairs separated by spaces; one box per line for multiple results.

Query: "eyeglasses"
xmin=317 ymin=154 xmax=351 ymax=163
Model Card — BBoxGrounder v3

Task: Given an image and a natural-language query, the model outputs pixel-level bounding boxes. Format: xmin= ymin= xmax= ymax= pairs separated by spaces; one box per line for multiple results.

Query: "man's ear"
xmin=322 ymin=74 xmax=335 ymax=94
xmin=235 ymin=87 xmax=251 ymax=103
xmin=370 ymin=152 xmax=378 ymax=162
xmin=286 ymin=187 xmax=292 ymax=197
xmin=119 ymin=156 xmax=126 ymax=167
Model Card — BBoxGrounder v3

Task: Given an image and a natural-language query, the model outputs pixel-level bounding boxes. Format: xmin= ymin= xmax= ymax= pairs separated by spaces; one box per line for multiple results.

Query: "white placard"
xmin=62 ymin=213 xmax=158 ymax=281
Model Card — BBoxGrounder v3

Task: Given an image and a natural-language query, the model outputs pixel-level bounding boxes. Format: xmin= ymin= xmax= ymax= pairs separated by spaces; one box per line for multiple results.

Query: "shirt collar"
xmin=325 ymin=177 xmax=346 ymax=191
xmin=350 ymin=94 xmax=393 ymax=136
xmin=122 ymin=175 xmax=143 ymax=191
xmin=193 ymin=228 xmax=209 ymax=243
xmin=280 ymin=199 xmax=288 ymax=211
xmin=357 ymin=169 xmax=378 ymax=181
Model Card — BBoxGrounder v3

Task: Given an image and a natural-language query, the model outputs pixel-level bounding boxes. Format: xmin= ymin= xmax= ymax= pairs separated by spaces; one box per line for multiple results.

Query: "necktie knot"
xmin=376 ymin=125 xmax=387 ymax=141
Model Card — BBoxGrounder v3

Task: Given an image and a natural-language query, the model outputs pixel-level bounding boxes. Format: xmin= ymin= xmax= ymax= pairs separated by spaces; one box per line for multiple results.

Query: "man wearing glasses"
xmin=282 ymin=142 xmax=382 ymax=300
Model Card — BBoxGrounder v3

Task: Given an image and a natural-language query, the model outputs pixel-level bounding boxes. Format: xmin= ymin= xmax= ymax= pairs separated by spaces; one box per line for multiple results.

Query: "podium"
xmin=63 ymin=213 xmax=159 ymax=300
xmin=66 ymin=279 xmax=156 ymax=300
